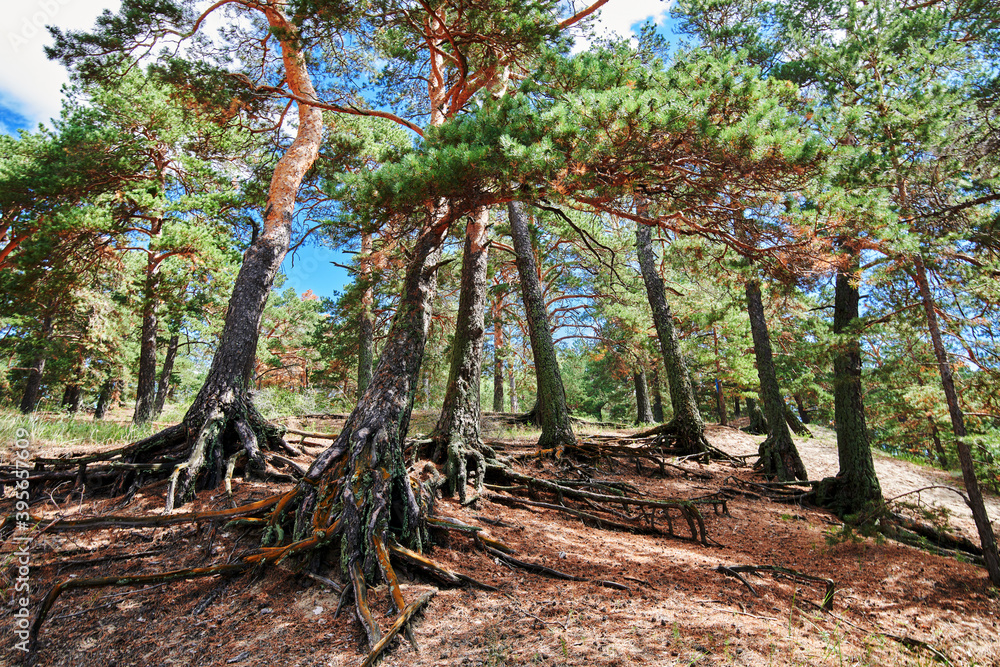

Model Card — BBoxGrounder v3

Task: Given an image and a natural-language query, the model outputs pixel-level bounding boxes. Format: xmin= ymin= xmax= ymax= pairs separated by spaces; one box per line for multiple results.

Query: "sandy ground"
xmin=708 ymin=422 xmax=1000 ymax=543
xmin=3 ymin=413 xmax=999 ymax=667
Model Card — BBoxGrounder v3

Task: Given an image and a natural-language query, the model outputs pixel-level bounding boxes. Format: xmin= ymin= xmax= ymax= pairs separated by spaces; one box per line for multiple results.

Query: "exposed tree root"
xmin=2 ymin=396 xmax=293 ymax=511
xmin=420 ymin=434 xmax=496 ymax=505
xmin=359 ymin=591 xmax=436 ymax=667
xmin=720 ymin=475 xmax=818 ymax=504
xmin=484 ymin=465 xmax=725 ymax=545
xmin=631 ymin=420 xmax=732 ymax=461
xmin=718 ymin=563 xmax=955 ymax=664
xmin=716 ymin=564 xmax=836 ymax=610
xmin=16 ymin=409 xmax=742 ymax=663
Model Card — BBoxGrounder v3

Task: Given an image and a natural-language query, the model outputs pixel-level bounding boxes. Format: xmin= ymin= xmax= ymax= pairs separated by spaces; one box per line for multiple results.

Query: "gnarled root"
xmin=12 ymin=392 xmax=292 ymax=510
xmin=756 ymin=432 xmax=808 ymax=483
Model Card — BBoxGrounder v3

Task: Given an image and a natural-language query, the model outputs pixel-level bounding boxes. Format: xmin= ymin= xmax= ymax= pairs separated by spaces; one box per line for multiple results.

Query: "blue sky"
xmin=1 ymin=0 xmax=677 ymax=299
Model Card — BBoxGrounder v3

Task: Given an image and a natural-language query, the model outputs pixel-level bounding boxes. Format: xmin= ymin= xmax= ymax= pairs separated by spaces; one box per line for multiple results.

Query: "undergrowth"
xmin=0 ymin=408 xmax=155 ymax=451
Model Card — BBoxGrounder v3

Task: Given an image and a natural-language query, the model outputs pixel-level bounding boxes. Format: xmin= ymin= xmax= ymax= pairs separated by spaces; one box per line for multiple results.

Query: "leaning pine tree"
xmin=49 ymin=0 xmax=324 ymax=507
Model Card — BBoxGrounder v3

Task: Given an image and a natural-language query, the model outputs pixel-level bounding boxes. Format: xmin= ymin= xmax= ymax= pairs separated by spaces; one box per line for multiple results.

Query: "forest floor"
xmin=2 ymin=411 xmax=999 ymax=667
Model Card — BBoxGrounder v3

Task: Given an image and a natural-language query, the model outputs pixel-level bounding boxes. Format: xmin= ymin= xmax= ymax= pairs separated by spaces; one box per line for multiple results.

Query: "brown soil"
xmin=3 ymin=414 xmax=999 ymax=667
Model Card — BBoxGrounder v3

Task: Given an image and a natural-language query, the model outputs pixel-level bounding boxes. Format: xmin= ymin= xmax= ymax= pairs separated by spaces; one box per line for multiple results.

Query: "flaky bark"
xmin=508 ymin=201 xmax=575 ymax=455
xmin=635 ymin=222 xmax=707 ymax=455
xmin=433 ymin=208 xmax=492 ymax=500
xmin=745 ymin=280 xmax=807 ymax=481
xmin=912 ymin=255 xmax=1000 ymax=585
xmin=814 ymin=253 xmax=882 ymax=517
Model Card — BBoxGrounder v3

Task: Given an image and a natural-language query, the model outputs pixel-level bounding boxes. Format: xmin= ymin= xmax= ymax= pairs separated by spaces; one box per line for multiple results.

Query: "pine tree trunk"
xmin=745 ymin=280 xmax=807 ymax=481
xmin=635 ymin=222 xmax=707 ymax=455
xmin=95 ymin=377 xmax=114 ymax=420
xmin=295 ymin=213 xmax=452 ymax=584
xmin=634 ymin=367 xmax=654 ymax=424
xmin=814 ymin=252 xmax=882 ymax=517
xmin=509 ymin=365 xmax=519 ymax=413
xmin=733 ymin=395 xmax=741 ymax=418
xmin=651 ymin=367 xmax=664 ymax=423
xmin=743 ymin=396 xmax=768 ymax=435
xmin=19 ymin=316 xmax=53 ymax=414
xmin=357 ymin=232 xmax=374 ymax=400
xmin=928 ymin=418 xmax=948 ymax=468
xmin=433 ymin=209 xmax=491 ymax=500
xmin=712 ymin=328 xmax=728 ymax=426
xmin=912 ymin=255 xmax=1000 ymax=585
xmin=507 ymin=201 xmax=575 ymax=455
xmin=793 ymin=393 xmax=808 ymax=424
xmin=61 ymin=384 xmax=82 ymax=413
xmin=124 ymin=8 xmax=324 ymax=508
xmin=133 ymin=222 xmax=162 ymax=426
xmin=715 ymin=380 xmax=728 ymax=426
xmin=152 ymin=332 xmax=179 ymax=419
xmin=492 ymin=298 xmax=505 ymax=413
xmin=784 ymin=402 xmax=811 ymax=436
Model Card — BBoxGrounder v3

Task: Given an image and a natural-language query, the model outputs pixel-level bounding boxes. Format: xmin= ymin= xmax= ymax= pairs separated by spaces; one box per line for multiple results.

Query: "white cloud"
xmin=579 ymin=0 xmax=675 ymax=49
xmin=0 ymin=0 xmax=120 ymax=128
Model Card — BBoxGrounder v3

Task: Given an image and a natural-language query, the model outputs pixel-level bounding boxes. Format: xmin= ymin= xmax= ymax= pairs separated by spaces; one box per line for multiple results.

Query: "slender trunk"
xmin=651 ymin=367 xmax=664 ymax=423
xmin=733 ymin=395 xmax=741 ymax=418
xmin=912 ymin=255 xmax=1000 ymax=585
xmin=635 ymin=222 xmax=707 ymax=455
xmin=507 ymin=201 xmax=575 ymax=454
xmin=784 ymin=402 xmax=811 ymax=436
xmin=133 ymin=220 xmax=163 ymax=426
xmin=152 ymin=332 xmax=180 ymax=419
xmin=712 ymin=328 xmax=728 ymax=426
xmin=634 ymin=366 xmax=654 ymax=424
xmin=94 ymin=377 xmax=114 ymax=420
xmin=433 ymin=209 xmax=491 ymax=499
xmin=492 ymin=298 xmax=505 ymax=412
xmin=19 ymin=315 xmax=53 ymax=414
xmin=745 ymin=280 xmax=807 ymax=481
xmin=714 ymin=380 xmax=727 ymax=426
xmin=743 ymin=396 xmax=768 ymax=435
xmin=509 ymin=364 xmax=519 ymax=413
xmin=929 ymin=418 xmax=948 ymax=468
xmin=793 ymin=393 xmax=808 ymax=424
xmin=357 ymin=232 xmax=374 ymax=400
xmin=815 ymin=251 xmax=882 ymax=517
